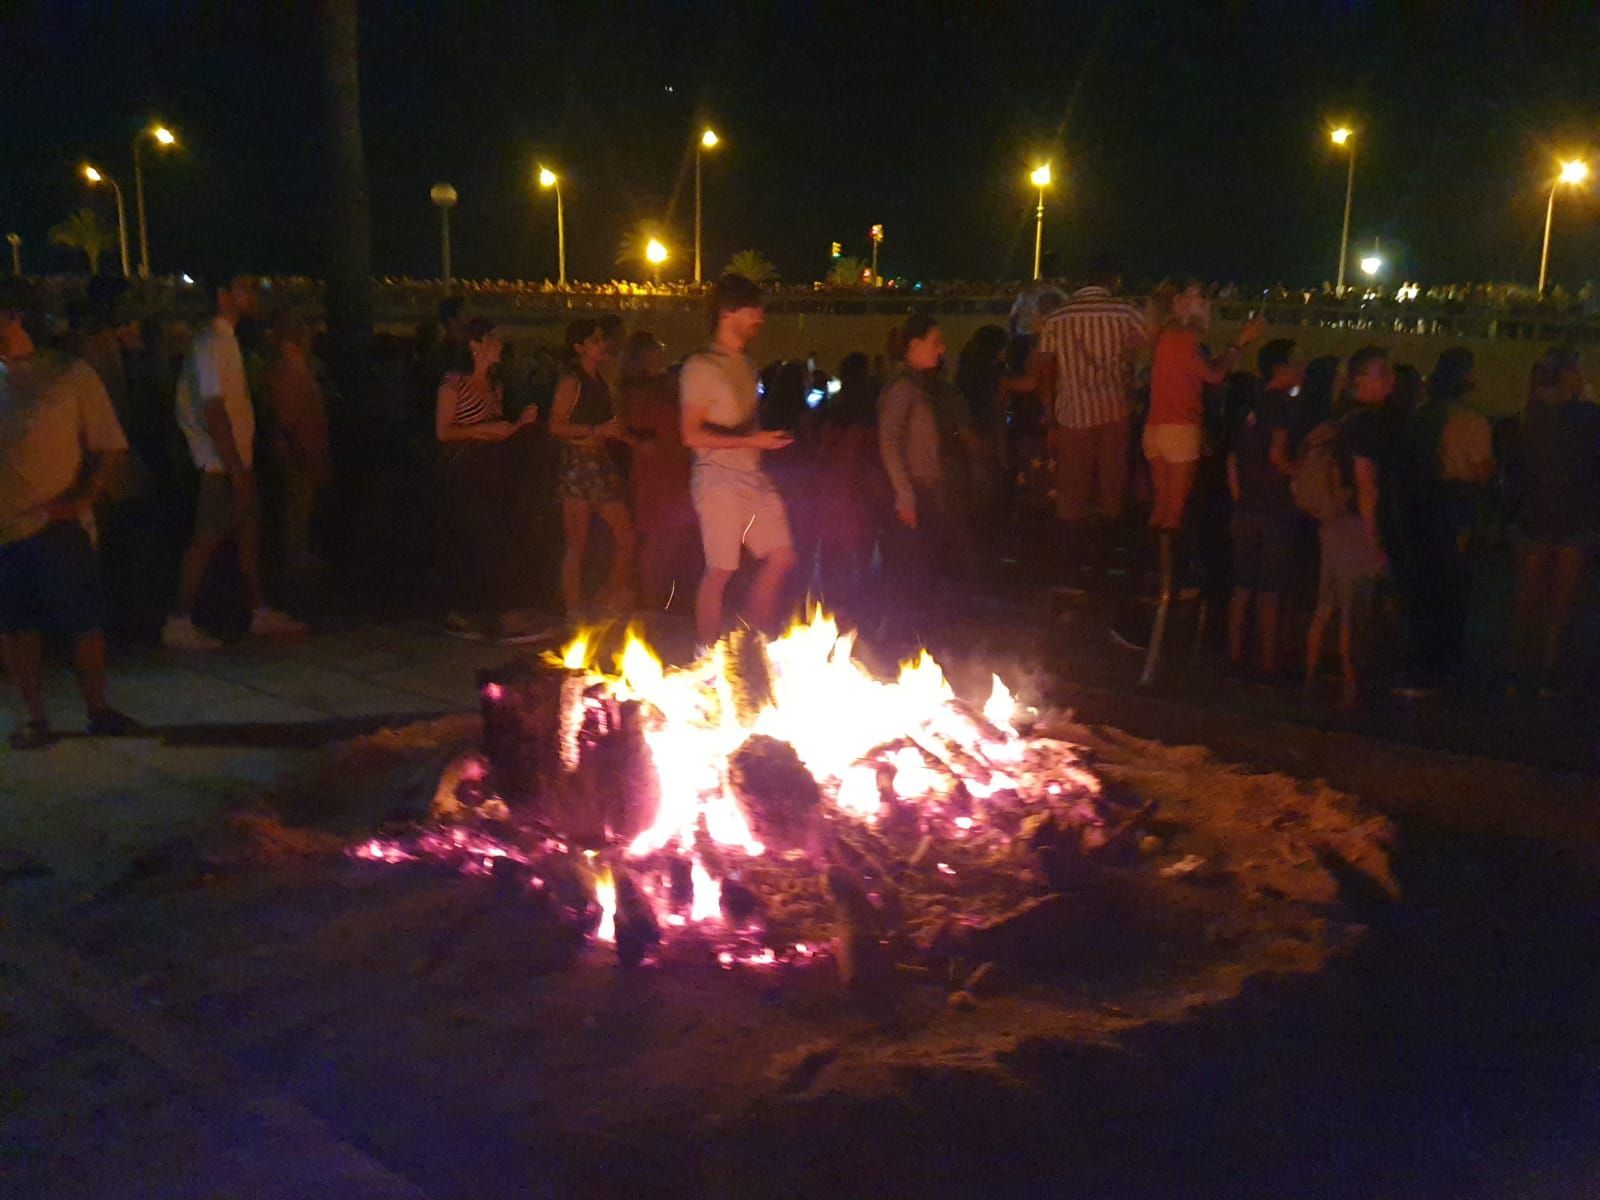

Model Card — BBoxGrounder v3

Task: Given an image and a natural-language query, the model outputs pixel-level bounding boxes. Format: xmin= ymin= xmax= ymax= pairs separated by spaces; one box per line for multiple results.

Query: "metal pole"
xmin=1336 ymin=146 xmax=1355 ymax=296
xmin=555 ymin=183 xmax=566 ymax=288
xmin=440 ymin=206 xmax=451 ymax=289
xmin=694 ymin=148 xmax=702 ymax=285
xmin=133 ymin=137 xmax=151 ymax=279
xmin=1538 ymin=183 xmax=1557 ymax=297
xmin=870 ymin=238 xmax=879 ymax=285
xmin=1032 ymin=187 xmax=1045 ymax=280
xmin=7 ymin=234 xmax=19 ymax=275
xmin=110 ymin=178 xmax=130 ymax=278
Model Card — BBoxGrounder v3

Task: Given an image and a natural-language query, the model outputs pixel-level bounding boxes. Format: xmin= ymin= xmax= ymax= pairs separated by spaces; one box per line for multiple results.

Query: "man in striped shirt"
xmin=1033 ymin=261 xmax=1150 ymax=531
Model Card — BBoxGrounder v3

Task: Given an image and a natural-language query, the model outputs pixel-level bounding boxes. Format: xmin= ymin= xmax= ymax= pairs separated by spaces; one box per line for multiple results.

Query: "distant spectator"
xmin=164 ymin=272 xmax=305 ymax=649
xmin=550 ymin=318 xmax=635 ymax=617
xmin=0 ymin=279 xmax=136 ymax=747
xmin=878 ymin=314 xmax=955 ymax=601
xmin=266 ymin=311 xmax=331 ymax=579
xmin=956 ymin=324 xmax=1010 ymax=533
xmin=1510 ymin=346 xmax=1600 ymax=694
xmin=620 ymin=330 xmax=695 ymax=609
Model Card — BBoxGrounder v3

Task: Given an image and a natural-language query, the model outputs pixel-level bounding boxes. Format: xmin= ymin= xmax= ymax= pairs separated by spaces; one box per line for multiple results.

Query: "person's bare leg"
xmin=1227 ymin=588 xmax=1250 ymax=666
xmin=1337 ymin=606 xmax=1357 ymax=710
xmin=1 ymin=631 xmax=48 ymax=725
xmin=1147 ymin=457 xmax=1171 ymax=530
xmin=745 ymin=545 xmax=797 ymax=635
xmin=696 ymin=566 xmax=735 ymax=647
xmin=1258 ymin=592 xmax=1281 ymax=675
xmin=177 ymin=533 xmax=224 ymax=617
xmin=1542 ymin=546 xmax=1588 ymax=681
xmin=560 ymin=499 xmax=591 ymax=618
xmin=597 ymin=501 xmax=636 ymax=610
xmin=1305 ymin=605 xmax=1332 ymax=698
xmin=234 ymin=482 xmax=267 ymax=611
xmin=71 ymin=629 xmax=110 ymax=714
xmin=1164 ymin=458 xmax=1198 ymax=532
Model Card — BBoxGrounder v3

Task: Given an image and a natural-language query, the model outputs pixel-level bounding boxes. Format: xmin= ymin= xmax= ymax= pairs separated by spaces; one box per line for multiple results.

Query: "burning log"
xmin=719 ymin=877 xmax=763 ymax=929
xmin=727 ymin=735 xmax=822 ymax=856
xmin=826 ymin=864 xmax=895 ymax=995
xmin=613 ymin=868 xmax=661 ymax=968
xmin=723 ymin=627 xmax=773 ymax=725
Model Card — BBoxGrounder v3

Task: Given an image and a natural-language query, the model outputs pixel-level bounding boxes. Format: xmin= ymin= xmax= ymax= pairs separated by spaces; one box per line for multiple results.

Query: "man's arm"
xmin=203 ymin=398 xmax=248 ymax=479
xmin=1353 ymin=455 xmax=1382 ymax=549
xmin=877 ymin=379 xmax=917 ymax=526
xmin=42 ymin=363 xmax=127 ymax=521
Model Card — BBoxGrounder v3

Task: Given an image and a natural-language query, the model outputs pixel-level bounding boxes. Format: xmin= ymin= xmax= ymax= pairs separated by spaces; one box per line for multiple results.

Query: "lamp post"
xmin=869 ymin=224 xmax=884 ymax=285
xmin=1029 ymin=163 xmax=1052 ymax=281
xmin=537 ymin=167 xmax=565 ymax=288
xmin=132 ymin=123 xmax=177 ymax=279
xmin=645 ymin=236 xmax=669 ymax=285
xmin=1538 ymin=159 xmax=1590 ymax=298
xmin=5 ymin=233 xmax=19 ymax=276
xmin=1329 ymin=127 xmax=1356 ymax=296
xmin=429 ymin=182 xmax=457 ymax=289
xmin=695 ymin=127 xmax=719 ymax=285
xmin=81 ymin=164 xmax=130 ymax=278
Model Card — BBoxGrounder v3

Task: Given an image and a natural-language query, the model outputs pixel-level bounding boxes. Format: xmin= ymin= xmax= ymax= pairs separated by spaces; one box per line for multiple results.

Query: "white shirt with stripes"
xmin=1037 ymin=287 xmax=1147 ymax=430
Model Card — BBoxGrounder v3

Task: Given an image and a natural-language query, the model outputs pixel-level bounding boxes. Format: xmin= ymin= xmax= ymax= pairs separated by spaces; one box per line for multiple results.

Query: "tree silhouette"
xmin=49 ymin=207 xmax=113 ymax=274
xmin=725 ymin=250 xmax=778 ymax=285
xmin=826 ymin=256 xmax=868 ymax=287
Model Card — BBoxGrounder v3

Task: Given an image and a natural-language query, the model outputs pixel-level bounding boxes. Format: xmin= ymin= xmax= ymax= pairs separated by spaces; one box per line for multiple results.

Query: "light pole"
xmin=538 ymin=167 xmax=565 ymax=288
xmin=695 ymin=127 xmax=719 ymax=285
xmin=1539 ymin=159 xmax=1590 ymax=298
xmin=132 ymin=123 xmax=177 ymax=279
xmin=1330 ymin=127 xmax=1356 ymax=296
xmin=430 ymin=182 xmax=457 ymax=289
xmin=645 ymin=237 xmax=669 ymax=285
xmin=1029 ymin=163 xmax=1052 ymax=281
xmin=5 ymin=233 xmax=19 ymax=276
xmin=81 ymin=163 xmax=130 ymax=278
xmin=869 ymin=224 xmax=884 ymax=286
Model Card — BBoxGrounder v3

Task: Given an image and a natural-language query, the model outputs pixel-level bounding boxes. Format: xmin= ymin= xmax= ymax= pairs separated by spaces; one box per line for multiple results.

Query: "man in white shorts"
xmin=679 ymin=273 xmax=796 ymax=647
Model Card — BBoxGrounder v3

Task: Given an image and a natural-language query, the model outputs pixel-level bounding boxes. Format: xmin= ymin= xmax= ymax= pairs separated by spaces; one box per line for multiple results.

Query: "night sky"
xmin=5 ymin=1 xmax=1600 ymax=288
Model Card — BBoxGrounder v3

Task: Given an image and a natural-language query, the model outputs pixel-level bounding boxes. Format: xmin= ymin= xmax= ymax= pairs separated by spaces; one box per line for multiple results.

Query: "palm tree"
xmin=49 ymin=207 xmax=113 ymax=274
xmin=725 ymin=250 xmax=778 ymax=285
xmin=826 ymin=256 xmax=868 ymax=287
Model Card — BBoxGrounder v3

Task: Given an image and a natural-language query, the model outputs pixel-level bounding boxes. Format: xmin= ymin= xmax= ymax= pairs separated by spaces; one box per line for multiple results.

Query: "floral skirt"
xmin=558 ymin=442 xmax=625 ymax=505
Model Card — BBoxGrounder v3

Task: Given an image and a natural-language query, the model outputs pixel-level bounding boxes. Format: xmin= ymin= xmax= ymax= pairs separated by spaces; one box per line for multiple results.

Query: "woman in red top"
xmin=1145 ymin=284 xmax=1264 ymax=530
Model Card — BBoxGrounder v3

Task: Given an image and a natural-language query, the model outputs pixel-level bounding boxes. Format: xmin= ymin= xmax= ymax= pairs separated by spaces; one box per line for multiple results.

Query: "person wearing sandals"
xmin=550 ymin=318 xmax=636 ymax=618
xmin=435 ymin=317 xmax=540 ymax=639
xmin=0 ymin=280 xmax=137 ymax=748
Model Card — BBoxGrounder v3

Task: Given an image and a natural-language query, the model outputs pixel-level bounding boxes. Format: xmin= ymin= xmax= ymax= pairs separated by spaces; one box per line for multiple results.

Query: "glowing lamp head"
xmin=429 ymin=182 xmax=457 ymax=208
xmin=1030 ymin=163 xmax=1052 ymax=188
xmin=82 ymin=164 xmax=104 ymax=184
xmin=701 ymin=128 xmax=720 ymax=149
xmin=537 ymin=167 xmax=558 ymax=189
xmin=1559 ymin=159 xmax=1590 ymax=186
xmin=1330 ymin=127 xmax=1353 ymax=146
xmin=152 ymin=125 xmax=177 ymax=146
xmin=1360 ymin=254 xmax=1383 ymax=277
xmin=645 ymin=238 xmax=669 ymax=265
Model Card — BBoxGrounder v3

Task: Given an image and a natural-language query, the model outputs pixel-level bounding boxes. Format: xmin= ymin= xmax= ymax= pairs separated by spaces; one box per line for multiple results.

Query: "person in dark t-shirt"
xmin=1226 ymin=339 xmax=1301 ymax=679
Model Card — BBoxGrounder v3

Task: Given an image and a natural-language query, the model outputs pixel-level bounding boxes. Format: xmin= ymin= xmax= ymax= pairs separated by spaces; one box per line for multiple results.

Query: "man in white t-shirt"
xmin=164 ymin=271 xmax=304 ymax=649
xmin=678 ymin=273 xmax=795 ymax=647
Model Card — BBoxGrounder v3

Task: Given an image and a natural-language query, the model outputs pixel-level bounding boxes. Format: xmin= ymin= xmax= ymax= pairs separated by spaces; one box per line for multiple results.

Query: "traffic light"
xmin=830 ymin=241 xmax=842 ymax=258
xmin=869 ymin=224 xmax=884 ymax=243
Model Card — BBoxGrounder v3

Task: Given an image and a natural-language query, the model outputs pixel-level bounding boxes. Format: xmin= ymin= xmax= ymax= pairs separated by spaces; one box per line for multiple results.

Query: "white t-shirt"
xmin=176 ymin=316 xmax=254 ymax=472
xmin=679 ymin=347 xmax=761 ymax=474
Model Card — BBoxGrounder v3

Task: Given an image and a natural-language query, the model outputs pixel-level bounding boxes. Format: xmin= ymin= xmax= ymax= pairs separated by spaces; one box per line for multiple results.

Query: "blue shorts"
xmin=0 ymin=520 xmax=105 ymax=637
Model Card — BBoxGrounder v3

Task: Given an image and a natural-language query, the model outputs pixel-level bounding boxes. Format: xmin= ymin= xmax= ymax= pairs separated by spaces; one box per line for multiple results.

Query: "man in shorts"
xmin=164 ymin=270 xmax=304 ymax=649
xmin=678 ymin=273 xmax=796 ymax=648
xmin=0 ymin=280 xmax=137 ymax=747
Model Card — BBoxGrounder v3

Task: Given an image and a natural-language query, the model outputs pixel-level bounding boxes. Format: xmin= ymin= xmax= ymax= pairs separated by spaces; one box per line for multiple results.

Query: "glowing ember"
xmin=592 ymin=865 xmax=617 ymax=944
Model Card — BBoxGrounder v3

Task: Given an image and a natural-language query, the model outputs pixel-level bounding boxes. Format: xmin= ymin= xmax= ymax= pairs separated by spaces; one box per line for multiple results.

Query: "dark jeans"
xmin=882 ymin=482 xmax=958 ymax=611
xmin=1407 ymin=499 xmax=1474 ymax=678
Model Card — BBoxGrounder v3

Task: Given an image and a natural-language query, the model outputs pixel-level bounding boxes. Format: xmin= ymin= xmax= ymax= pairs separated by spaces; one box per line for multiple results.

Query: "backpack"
xmin=1291 ymin=419 xmax=1352 ymax=521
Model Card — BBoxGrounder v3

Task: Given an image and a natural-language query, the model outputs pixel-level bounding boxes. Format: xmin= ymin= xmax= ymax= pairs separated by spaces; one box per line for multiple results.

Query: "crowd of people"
xmin=3 ymin=261 xmax=1597 ymax=746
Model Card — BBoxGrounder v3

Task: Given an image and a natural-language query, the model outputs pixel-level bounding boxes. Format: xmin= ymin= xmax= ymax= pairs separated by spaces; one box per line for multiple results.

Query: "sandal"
xmin=7 ymin=719 xmax=53 ymax=750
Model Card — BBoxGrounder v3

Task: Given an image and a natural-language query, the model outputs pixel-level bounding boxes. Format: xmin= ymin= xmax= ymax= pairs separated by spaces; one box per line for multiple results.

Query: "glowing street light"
xmin=1029 ymin=163 xmax=1052 ymax=281
xmin=1360 ymin=253 xmax=1383 ymax=278
xmin=6 ymin=232 xmax=20 ymax=276
xmin=429 ymin=182 xmax=458 ymax=288
xmin=869 ymin=223 xmax=884 ymax=285
xmin=81 ymin=163 xmax=130 ymax=278
xmin=537 ymin=166 xmax=565 ymax=288
xmin=133 ymin=122 xmax=179 ymax=278
xmin=646 ymin=236 xmax=669 ymax=283
xmin=695 ymin=126 xmax=721 ymax=285
xmin=1329 ymin=126 xmax=1357 ymax=296
xmin=1539 ymin=158 xmax=1591 ymax=297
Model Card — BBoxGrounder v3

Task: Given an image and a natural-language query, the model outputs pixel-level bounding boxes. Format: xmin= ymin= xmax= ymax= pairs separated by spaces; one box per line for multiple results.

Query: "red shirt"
xmin=1149 ymin=327 xmax=1226 ymax=427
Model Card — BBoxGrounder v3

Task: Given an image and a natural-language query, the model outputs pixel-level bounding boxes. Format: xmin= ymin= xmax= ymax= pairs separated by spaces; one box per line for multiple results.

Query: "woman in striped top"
xmin=434 ymin=318 xmax=538 ymax=637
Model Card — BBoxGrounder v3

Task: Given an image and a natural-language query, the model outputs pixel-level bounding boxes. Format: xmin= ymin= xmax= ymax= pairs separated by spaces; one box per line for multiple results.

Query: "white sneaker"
xmin=249 ymin=607 xmax=308 ymax=637
xmin=162 ymin=615 xmax=223 ymax=651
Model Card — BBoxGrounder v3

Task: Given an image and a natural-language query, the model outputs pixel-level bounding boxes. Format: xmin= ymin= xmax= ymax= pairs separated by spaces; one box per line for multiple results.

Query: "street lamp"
xmin=1360 ymin=253 xmax=1382 ymax=278
xmin=1538 ymin=158 xmax=1590 ymax=298
xmin=1329 ymin=126 xmax=1357 ymax=296
xmin=132 ymin=123 xmax=178 ymax=278
xmin=645 ymin=236 xmax=669 ymax=284
xmin=81 ymin=163 xmax=130 ymax=278
xmin=869 ymin=224 xmax=884 ymax=285
xmin=5 ymin=233 xmax=19 ymax=276
xmin=537 ymin=167 xmax=565 ymax=288
xmin=1029 ymin=163 xmax=1052 ymax=281
xmin=695 ymin=126 xmax=720 ymax=285
xmin=429 ymin=182 xmax=457 ymax=289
